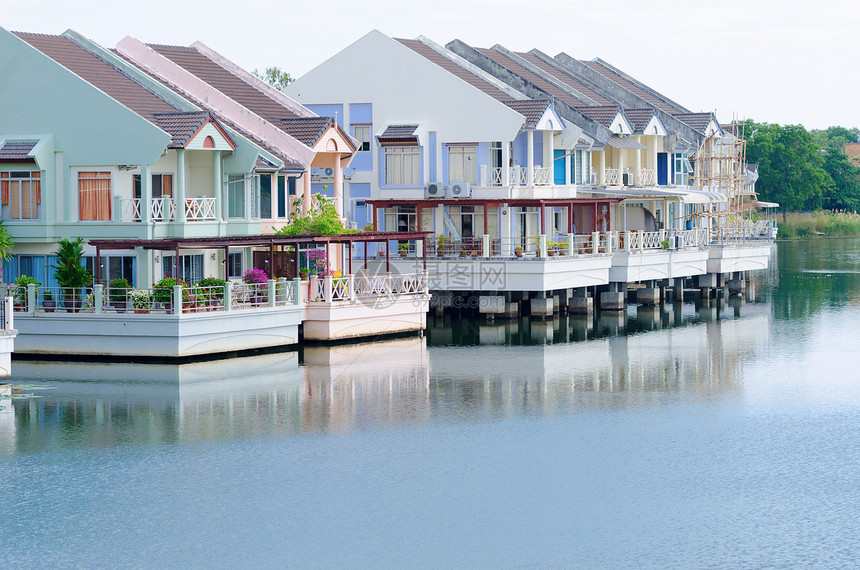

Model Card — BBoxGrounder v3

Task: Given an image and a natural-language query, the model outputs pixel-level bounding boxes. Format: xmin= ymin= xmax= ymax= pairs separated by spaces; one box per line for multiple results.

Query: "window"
xmin=78 ymin=171 xmax=112 ymax=221
xmin=228 ymin=252 xmax=242 ymax=278
xmin=162 ymin=254 xmax=203 ymax=283
xmin=84 ymin=255 xmax=136 ymax=286
xmin=383 ymin=146 xmax=420 ymax=186
xmin=448 ymin=145 xmax=477 ymax=184
xmin=133 ymin=173 xmax=173 ymax=199
xmin=258 ymin=174 xmax=272 ymax=219
xmin=353 ymin=124 xmax=371 ymax=152
xmin=277 ymin=175 xmax=287 ymax=218
xmin=1 ymin=171 xmax=41 ymax=220
xmin=227 ymin=174 xmax=245 ymax=218
xmin=674 ymin=153 xmax=692 ymax=186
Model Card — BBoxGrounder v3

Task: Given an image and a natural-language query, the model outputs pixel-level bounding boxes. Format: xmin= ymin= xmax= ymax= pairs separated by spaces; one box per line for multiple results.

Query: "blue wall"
xmin=429 ymin=132 xmax=437 ymax=182
xmin=349 ymin=103 xmax=372 ymax=124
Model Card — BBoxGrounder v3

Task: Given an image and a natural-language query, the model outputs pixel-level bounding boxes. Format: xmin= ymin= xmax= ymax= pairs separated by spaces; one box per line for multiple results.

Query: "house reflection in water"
xmin=3 ymin=306 xmax=768 ymax=454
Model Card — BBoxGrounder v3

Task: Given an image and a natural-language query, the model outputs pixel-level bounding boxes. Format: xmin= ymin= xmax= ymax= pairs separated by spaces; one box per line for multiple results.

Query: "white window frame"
xmin=447 ymin=145 xmax=477 ymax=185
xmin=383 ymin=146 xmax=421 ymax=187
xmin=352 ymin=124 xmax=371 ymax=152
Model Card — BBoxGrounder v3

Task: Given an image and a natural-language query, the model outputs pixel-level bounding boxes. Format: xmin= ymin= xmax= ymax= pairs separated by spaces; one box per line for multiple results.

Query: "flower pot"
xmin=134 ymin=308 xmax=149 ymax=314
xmin=43 ymin=300 xmax=57 ymax=313
xmin=63 ymin=298 xmax=82 ymax=313
xmin=514 ymin=250 xmax=523 ymax=258
xmin=112 ymin=301 xmax=127 ymax=314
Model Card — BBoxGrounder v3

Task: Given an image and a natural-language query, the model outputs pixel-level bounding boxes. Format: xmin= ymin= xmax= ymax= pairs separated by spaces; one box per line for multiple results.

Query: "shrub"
xmin=108 ymin=278 xmax=131 ymax=303
xmin=242 ymin=268 xmax=268 ymax=284
xmin=152 ymin=277 xmax=189 ymax=305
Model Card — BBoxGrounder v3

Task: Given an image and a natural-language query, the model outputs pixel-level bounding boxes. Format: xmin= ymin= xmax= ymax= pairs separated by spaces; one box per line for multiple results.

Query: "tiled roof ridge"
xmin=188 ymin=41 xmax=316 ymax=120
xmin=59 ymin=32 xmax=184 ymax=117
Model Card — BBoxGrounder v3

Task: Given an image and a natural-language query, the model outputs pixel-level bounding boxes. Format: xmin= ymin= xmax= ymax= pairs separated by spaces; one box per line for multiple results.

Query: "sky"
xmin=2 ymin=0 xmax=857 ymax=131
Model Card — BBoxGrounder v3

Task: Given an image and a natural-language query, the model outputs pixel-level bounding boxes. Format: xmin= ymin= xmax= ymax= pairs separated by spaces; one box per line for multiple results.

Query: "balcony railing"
xmin=308 ymin=272 xmax=429 ymax=304
xmin=482 ymin=165 xmax=554 ymax=187
xmin=119 ymin=197 xmax=217 ymax=222
xmin=638 ymin=169 xmax=656 ymax=186
xmin=605 ymin=168 xmax=622 ymax=186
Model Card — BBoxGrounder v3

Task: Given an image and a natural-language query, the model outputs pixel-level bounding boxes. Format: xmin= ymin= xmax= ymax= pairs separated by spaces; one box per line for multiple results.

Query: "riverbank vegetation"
xmin=776 ymin=211 xmax=860 ymax=239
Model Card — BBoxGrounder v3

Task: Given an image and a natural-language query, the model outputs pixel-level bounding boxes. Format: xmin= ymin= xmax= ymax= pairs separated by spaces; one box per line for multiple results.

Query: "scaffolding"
xmin=692 ymin=120 xmax=756 ymax=226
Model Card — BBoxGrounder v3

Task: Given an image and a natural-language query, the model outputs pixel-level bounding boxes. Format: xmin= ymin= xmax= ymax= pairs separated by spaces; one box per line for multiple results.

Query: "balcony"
xmin=119 ymin=197 xmax=217 ymax=222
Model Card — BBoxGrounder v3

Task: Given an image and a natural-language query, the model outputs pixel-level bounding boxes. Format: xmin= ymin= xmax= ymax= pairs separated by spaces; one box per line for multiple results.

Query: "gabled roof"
xmin=514 ymin=52 xmax=613 ymax=106
xmin=503 ymin=99 xmax=551 ymax=129
xmin=278 ymin=117 xmax=334 ymax=147
xmin=147 ymin=43 xmax=308 ymax=123
xmin=0 ymin=140 xmax=38 ymax=162
xmin=672 ymin=112 xmax=719 ymax=135
xmin=151 ymin=111 xmax=237 ymax=148
xmin=13 ymin=31 xmax=236 ymax=150
xmin=14 ymin=32 xmax=179 ymax=120
xmin=579 ymin=59 xmax=688 ymax=114
xmin=575 ymin=106 xmax=622 ymax=128
xmin=395 ymin=38 xmax=516 ymax=102
xmin=623 ymin=108 xmax=658 ymax=133
xmin=475 ymin=47 xmax=591 ymax=109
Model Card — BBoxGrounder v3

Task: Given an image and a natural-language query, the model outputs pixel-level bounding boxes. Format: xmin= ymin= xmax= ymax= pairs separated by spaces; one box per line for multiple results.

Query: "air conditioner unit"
xmin=426 ymin=182 xmax=446 ymax=198
xmin=322 ymin=167 xmax=335 ymax=178
xmin=449 ymin=181 xmax=471 ymax=198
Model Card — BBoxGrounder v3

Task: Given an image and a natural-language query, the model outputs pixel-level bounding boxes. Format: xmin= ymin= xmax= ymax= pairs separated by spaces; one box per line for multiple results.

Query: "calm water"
xmin=3 ymin=240 xmax=860 ymax=568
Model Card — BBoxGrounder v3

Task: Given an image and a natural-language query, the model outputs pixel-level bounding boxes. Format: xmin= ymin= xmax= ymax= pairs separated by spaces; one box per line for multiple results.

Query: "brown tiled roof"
xmin=672 ymin=113 xmax=715 ymax=135
xmin=580 ymin=60 xmax=685 ymax=114
xmin=14 ymin=32 xmax=181 ymax=122
xmin=515 ymin=52 xmax=613 ymax=106
xmin=114 ymin=49 xmax=304 ymax=169
xmin=575 ymin=105 xmax=621 ymax=128
xmin=278 ymin=117 xmax=333 ymax=147
xmin=503 ymin=99 xmax=550 ymax=129
xmin=152 ymin=112 xmax=210 ymax=147
xmin=148 ymin=44 xmax=305 ymax=123
xmin=396 ymin=38 xmax=515 ymax=102
xmin=378 ymin=125 xmax=419 ymax=140
xmin=476 ymin=47 xmax=588 ymax=109
xmin=0 ymin=140 xmax=38 ymax=162
xmin=623 ymin=108 xmax=657 ymax=133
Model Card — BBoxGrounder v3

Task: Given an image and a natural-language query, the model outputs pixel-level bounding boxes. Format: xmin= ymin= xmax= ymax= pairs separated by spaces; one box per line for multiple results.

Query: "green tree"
xmin=252 ymin=66 xmax=293 ymax=90
xmin=0 ymin=221 xmax=14 ymax=262
xmin=745 ymin=121 xmax=828 ymax=211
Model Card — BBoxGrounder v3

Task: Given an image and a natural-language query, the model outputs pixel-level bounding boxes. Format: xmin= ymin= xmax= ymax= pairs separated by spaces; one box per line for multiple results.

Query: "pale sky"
xmin=3 ymin=0 xmax=857 ymax=131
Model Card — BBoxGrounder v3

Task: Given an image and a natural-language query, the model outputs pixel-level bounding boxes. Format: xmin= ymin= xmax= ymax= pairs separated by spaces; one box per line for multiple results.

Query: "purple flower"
xmin=242 ymin=268 xmax=269 ymax=284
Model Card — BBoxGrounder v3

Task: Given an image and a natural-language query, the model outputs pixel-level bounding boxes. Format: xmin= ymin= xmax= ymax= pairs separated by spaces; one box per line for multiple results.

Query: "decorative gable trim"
xmin=186 ymin=120 xmax=236 ymax=150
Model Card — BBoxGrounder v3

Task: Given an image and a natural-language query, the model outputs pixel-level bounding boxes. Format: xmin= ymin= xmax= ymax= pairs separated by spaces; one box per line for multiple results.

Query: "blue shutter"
xmin=553 ymin=150 xmax=565 ymax=185
xmin=657 ymin=153 xmax=668 ymax=185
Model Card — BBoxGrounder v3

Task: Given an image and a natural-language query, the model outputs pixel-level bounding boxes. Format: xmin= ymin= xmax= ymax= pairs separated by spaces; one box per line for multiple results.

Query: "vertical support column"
xmin=564 ymin=152 xmax=571 ymax=185
xmin=482 ymin=234 xmax=490 ymax=258
xmin=93 ymin=284 xmax=103 ymax=314
xmin=302 ymin=170 xmax=312 ymax=215
xmin=213 ymin=151 xmax=222 ymax=221
xmin=224 ymin=282 xmax=232 ymax=311
xmin=598 ymin=150 xmax=606 ymax=185
xmin=142 ymin=164 xmax=152 ymax=226
xmin=592 ymin=231 xmax=599 ymax=255
xmin=634 ymin=137 xmax=642 ymax=185
xmin=175 ymin=148 xmax=186 ymax=222
xmin=27 ymin=283 xmax=36 ymax=313
xmin=4 ymin=297 xmax=12 ymax=330
xmin=526 ymin=130 xmax=534 ymax=186
xmin=292 ymin=277 xmax=303 ymax=307
xmin=172 ymin=285 xmax=182 ymax=315
xmin=268 ymin=279 xmax=277 ymax=307
xmin=545 ymin=130 xmax=554 ymax=182
xmin=539 ymin=234 xmax=548 ymax=258
xmin=334 ymin=155 xmax=344 ymax=220
xmin=502 ymin=140 xmax=511 ymax=187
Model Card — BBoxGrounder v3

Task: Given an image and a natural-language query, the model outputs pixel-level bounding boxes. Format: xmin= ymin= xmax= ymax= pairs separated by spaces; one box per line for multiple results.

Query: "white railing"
xmin=184 ymin=197 xmax=217 ymax=221
xmin=151 ymin=197 xmax=176 ymax=222
xmin=509 ymin=166 xmax=528 ymax=186
xmin=641 ymin=231 xmax=662 ymax=249
xmin=5 ymin=280 xmax=300 ymax=315
xmin=638 ymin=169 xmax=656 ymax=186
xmin=487 ymin=167 xmax=503 ymax=186
xmin=605 ymin=168 xmax=622 ymax=186
xmin=120 ymin=198 xmax=142 ymax=222
xmin=589 ymin=172 xmax=598 ymax=186
xmin=309 ymin=272 xmax=428 ymax=304
xmin=533 ymin=166 xmax=552 ymax=186
xmin=712 ymin=223 xmax=775 ymax=244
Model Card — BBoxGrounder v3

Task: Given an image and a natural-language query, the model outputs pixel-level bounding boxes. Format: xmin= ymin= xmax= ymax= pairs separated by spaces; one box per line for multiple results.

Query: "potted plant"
xmin=436 ymin=234 xmax=449 ymax=256
xmin=298 ymin=268 xmax=310 ymax=280
xmin=243 ymin=268 xmax=268 ymax=305
xmin=196 ymin=277 xmax=227 ymax=310
xmin=108 ymin=277 xmax=131 ymax=313
xmin=661 ymin=239 xmax=672 ymax=249
xmin=130 ymin=289 xmax=152 ymax=313
xmin=514 ymin=245 xmax=524 ymax=258
xmin=53 ymin=238 xmax=93 ymax=313
xmin=398 ymin=242 xmax=410 ymax=257
xmin=42 ymin=289 xmax=56 ymax=313
xmin=152 ymin=276 xmax=189 ymax=312
xmin=14 ymin=275 xmax=40 ymax=309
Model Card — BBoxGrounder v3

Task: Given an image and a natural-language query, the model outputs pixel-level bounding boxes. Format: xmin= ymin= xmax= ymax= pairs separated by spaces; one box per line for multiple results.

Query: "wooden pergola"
xmin=89 ymin=231 xmax=433 ymax=284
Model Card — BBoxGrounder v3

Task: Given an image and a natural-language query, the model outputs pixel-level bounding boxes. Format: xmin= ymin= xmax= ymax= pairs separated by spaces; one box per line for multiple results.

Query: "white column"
xmin=302 ymin=170 xmax=312 ymax=215
xmin=141 ymin=164 xmax=152 ymax=225
xmin=213 ymin=151 xmax=222 ymax=221
xmin=175 ymin=149 xmax=186 ymax=222
xmin=526 ymin=130 xmax=534 ymax=186
xmin=334 ymin=155 xmax=344 ymax=220
xmin=545 ymin=131 xmax=554 ymax=183
xmin=598 ymin=150 xmax=606 ymax=185
xmin=501 ymin=141 xmax=511 ymax=187
xmin=270 ymin=172 xmax=277 ymax=220
xmin=634 ymin=137 xmax=642 ymax=185
xmin=564 ymin=152 xmax=571 ymax=185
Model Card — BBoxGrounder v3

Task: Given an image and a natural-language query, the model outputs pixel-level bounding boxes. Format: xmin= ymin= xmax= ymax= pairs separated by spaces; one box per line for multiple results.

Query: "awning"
xmin=377 ymin=124 xmax=419 ymax=144
xmin=586 ymin=187 xmax=726 ymax=204
xmin=757 ymin=201 xmax=780 ymax=208
xmin=606 ymin=135 xmax=647 ymax=150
